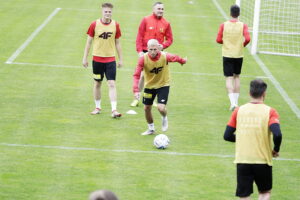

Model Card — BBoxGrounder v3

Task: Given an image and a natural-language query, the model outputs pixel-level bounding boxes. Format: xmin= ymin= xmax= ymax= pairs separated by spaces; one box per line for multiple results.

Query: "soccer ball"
xmin=153 ymin=134 xmax=170 ymax=149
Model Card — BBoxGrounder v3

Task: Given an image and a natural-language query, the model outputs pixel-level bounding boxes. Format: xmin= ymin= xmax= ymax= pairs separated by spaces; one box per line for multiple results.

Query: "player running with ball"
xmin=133 ymin=39 xmax=187 ymax=135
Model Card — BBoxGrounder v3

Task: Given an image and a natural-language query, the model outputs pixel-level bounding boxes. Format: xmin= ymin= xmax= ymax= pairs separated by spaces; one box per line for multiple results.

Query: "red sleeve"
xmin=133 ymin=57 xmax=144 ymax=93
xmin=87 ymin=21 xmax=96 ymax=37
xmin=243 ymin=24 xmax=251 ymax=47
xmin=166 ymin=53 xmax=186 ymax=64
xmin=216 ymin=23 xmax=224 ymax=44
xmin=136 ymin=18 xmax=146 ymax=53
xmin=162 ymin=23 xmax=173 ymax=49
xmin=115 ymin=22 xmax=121 ymax=39
xmin=269 ymin=108 xmax=280 ymax=126
xmin=227 ymin=107 xmax=239 ymax=128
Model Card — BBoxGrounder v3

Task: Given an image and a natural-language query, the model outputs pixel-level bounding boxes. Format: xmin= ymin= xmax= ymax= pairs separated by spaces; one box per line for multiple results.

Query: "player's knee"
xmin=107 ymin=80 xmax=116 ymax=88
xmin=94 ymin=81 xmax=101 ymax=88
xmin=144 ymin=105 xmax=151 ymax=112
xmin=157 ymin=104 xmax=166 ymax=112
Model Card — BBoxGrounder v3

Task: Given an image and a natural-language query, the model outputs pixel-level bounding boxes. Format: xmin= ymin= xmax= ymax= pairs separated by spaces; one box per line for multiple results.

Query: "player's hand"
xmin=82 ymin=59 xmax=88 ymax=68
xmin=117 ymin=60 xmax=123 ymax=68
xmin=272 ymin=150 xmax=279 ymax=158
xmin=138 ymin=52 xmax=144 ymax=57
xmin=182 ymin=56 xmax=188 ymax=66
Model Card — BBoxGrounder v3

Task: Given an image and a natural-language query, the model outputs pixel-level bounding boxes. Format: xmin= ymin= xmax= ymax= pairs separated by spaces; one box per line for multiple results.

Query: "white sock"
xmin=148 ymin=123 xmax=155 ymax=131
xmin=228 ymin=93 xmax=235 ymax=106
xmin=111 ymin=101 xmax=117 ymax=112
xmin=233 ymin=93 xmax=239 ymax=105
xmin=162 ymin=116 xmax=168 ymax=121
xmin=95 ymin=100 xmax=101 ymax=109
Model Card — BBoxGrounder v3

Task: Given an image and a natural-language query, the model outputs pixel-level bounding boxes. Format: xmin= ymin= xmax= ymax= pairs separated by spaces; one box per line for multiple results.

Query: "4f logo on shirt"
xmin=99 ymin=32 xmax=113 ymax=39
xmin=150 ymin=67 xmax=163 ymax=74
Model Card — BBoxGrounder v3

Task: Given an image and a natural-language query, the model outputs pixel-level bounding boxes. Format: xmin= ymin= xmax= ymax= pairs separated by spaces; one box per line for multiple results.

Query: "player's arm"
xmin=223 ymin=108 xmax=238 ymax=142
xmin=223 ymin=126 xmax=236 ymax=142
xmin=115 ymin=39 xmax=123 ymax=68
xmin=166 ymin=53 xmax=187 ymax=65
xmin=132 ymin=57 xmax=144 ymax=93
xmin=162 ymin=23 xmax=173 ymax=49
xmin=216 ymin=23 xmax=224 ymax=44
xmin=243 ymin=24 xmax=251 ymax=47
xmin=270 ymin=124 xmax=282 ymax=154
xmin=269 ymin=108 xmax=282 ymax=157
xmin=136 ymin=18 xmax=146 ymax=55
xmin=82 ymin=35 xmax=93 ymax=68
xmin=83 ymin=21 xmax=96 ymax=68
xmin=115 ymin=23 xmax=123 ymax=68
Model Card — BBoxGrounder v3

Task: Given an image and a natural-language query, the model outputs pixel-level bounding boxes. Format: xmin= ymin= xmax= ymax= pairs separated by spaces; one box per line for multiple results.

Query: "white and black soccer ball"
xmin=153 ymin=134 xmax=170 ymax=149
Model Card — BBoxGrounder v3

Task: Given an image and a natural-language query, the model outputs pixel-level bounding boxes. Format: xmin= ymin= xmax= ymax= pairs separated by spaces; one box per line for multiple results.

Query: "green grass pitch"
xmin=0 ymin=0 xmax=299 ymax=199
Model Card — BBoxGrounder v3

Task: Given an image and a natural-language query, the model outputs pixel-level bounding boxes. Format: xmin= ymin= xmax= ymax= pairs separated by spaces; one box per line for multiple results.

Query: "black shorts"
xmin=92 ymin=61 xmax=116 ymax=81
xmin=223 ymin=57 xmax=243 ymax=77
xmin=143 ymin=86 xmax=170 ymax=105
xmin=236 ymin=164 xmax=272 ymax=197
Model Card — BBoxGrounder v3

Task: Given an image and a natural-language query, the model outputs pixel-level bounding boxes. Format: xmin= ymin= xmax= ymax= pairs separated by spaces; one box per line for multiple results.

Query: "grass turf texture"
xmin=0 ymin=0 xmax=300 ymax=199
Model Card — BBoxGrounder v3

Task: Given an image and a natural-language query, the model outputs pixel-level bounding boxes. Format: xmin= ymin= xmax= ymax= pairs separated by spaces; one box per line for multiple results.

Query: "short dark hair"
xmin=230 ymin=5 xmax=240 ymax=18
xmin=89 ymin=190 xmax=118 ymax=200
xmin=250 ymin=79 xmax=267 ymax=98
xmin=153 ymin=2 xmax=163 ymax=7
xmin=102 ymin=3 xmax=113 ymax=9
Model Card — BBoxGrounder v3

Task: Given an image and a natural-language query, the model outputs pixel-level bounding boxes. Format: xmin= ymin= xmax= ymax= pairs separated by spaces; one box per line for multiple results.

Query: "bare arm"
xmin=82 ymin=35 xmax=93 ymax=68
xmin=115 ymin=38 xmax=123 ymax=68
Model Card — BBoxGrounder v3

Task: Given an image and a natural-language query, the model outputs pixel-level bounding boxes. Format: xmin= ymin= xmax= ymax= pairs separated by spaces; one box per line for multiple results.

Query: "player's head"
xmin=101 ymin=3 xmax=113 ymax=21
xmin=89 ymin=189 xmax=119 ymax=200
xmin=230 ymin=5 xmax=240 ymax=18
xmin=250 ymin=79 xmax=268 ymax=99
xmin=147 ymin=39 xmax=160 ymax=58
xmin=153 ymin=2 xmax=164 ymax=17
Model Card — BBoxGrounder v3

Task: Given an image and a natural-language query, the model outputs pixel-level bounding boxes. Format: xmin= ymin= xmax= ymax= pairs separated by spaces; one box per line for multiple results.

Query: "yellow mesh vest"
xmin=235 ymin=103 xmax=273 ymax=166
xmin=143 ymin=52 xmax=169 ymax=89
xmin=93 ymin=19 xmax=116 ymax=57
xmin=222 ymin=21 xmax=244 ymax=58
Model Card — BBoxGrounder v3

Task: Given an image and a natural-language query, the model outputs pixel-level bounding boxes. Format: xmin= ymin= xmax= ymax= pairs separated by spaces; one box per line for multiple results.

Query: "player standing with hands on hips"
xmin=82 ymin=3 xmax=123 ymax=118
xmin=224 ymin=79 xmax=282 ymax=200
xmin=216 ymin=5 xmax=250 ymax=111
xmin=133 ymin=39 xmax=187 ymax=135
xmin=131 ymin=1 xmax=173 ymax=107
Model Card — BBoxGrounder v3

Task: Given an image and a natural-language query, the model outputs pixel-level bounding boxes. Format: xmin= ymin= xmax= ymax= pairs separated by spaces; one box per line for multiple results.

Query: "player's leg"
xmin=254 ymin=164 xmax=272 ymax=200
xmin=106 ymin=61 xmax=121 ymax=118
xmin=239 ymin=197 xmax=251 ymax=200
xmin=258 ymin=192 xmax=271 ymax=200
xmin=233 ymin=75 xmax=240 ymax=106
xmin=223 ymin=57 xmax=237 ymax=111
xmin=233 ymin=58 xmax=243 ymax=107
xmin=226 ymin=76 xmax=236 ymax=110
xmin=157 ymin=86 xmax=169 ymax=131
xmin=91 ymin=61 xmax=105 ymax=114
xmin=236 ymin=164 xmax=254 ymax=199
xmin=141 ymin=88 xmax=156 ymax=135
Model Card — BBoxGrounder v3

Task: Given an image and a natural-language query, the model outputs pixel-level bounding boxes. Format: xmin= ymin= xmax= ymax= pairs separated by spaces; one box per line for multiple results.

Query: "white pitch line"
xmin=63 ymin=8 xmax=214 ymax=18
xmin=251 ymin=54 xmax=300 ymax=118
xmin=5 ymin=8 xmax=61 ymax=64
xmin=11 ymin=62 xmax=81 ymax=69
xmin=6 ymin=61 xmax=269 ymax=79
xmin=212 ymin=0 xmax=300 ymax=119
xmin=1 ymin=143 xmax=299 ymax=162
